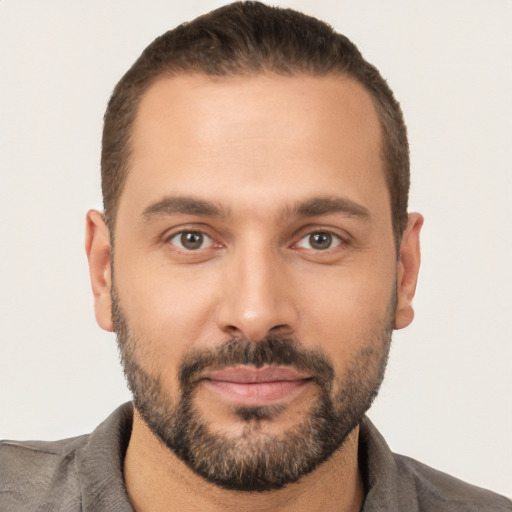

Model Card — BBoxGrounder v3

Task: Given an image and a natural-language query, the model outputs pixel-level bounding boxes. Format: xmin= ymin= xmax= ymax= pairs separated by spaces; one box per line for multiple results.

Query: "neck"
xmin=124 ymin=408 xmax=364 ymax=512
xmin=124 ymin=410 xmax=364 ymax=512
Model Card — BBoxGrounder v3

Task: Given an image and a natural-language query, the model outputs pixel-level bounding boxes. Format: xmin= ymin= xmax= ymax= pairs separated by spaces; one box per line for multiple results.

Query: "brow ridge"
xmin=141 ymin=195 xmax=370 ymax=223
xmin=283 ymin=196 xmax=371 ymax=220
xmin=142 ymin=196 xmax=228 ymax=221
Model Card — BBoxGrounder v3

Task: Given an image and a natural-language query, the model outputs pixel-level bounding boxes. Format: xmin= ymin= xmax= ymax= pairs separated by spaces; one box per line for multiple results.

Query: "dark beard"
xmin=112 ymin=288 xmax=393 ymax=492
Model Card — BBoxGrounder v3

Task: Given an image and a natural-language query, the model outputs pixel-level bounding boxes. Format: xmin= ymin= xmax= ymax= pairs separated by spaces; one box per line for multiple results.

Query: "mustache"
xmin=179 ymin=336 xmax=335 ymax=390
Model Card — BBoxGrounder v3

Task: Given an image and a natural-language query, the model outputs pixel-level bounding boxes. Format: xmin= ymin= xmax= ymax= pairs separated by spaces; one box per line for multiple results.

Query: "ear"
xmin=394 ymin=212 xmax=423 ymax=330
xmin=85 ymin=210 xmax=113 ymax=332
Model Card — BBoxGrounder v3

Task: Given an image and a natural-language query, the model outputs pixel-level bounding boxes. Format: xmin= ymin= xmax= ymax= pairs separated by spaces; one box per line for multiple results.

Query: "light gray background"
xmin=1 ymin=0 xmax=511 ymax=497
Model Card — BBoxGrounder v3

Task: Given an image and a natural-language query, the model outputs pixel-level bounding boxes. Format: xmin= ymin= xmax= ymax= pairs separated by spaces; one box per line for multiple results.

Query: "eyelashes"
xmin=164 ymin=228 xmax=348 ymax=255
xmin=294 ymin=231 xmax=343 ymax=251
xmin=167 ymin=231 xmax=215 ymax=251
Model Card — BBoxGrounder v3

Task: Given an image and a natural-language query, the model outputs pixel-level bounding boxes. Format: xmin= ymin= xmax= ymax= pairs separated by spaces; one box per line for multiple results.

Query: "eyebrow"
xmin=142 ymin=196 xmax=228 ymax=221
xmin=283 ymin=196 xmax=371 ymax=220
xmin=141 ymin=195 xmax=370 ymax=223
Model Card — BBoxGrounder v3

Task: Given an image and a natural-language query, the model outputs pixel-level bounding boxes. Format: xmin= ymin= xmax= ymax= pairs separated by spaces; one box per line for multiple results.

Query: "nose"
xmin=216 ymin=243 xmax=299 ymax=342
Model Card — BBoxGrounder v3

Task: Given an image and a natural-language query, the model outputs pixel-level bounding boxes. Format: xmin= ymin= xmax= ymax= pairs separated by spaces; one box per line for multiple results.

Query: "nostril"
xmin=269 ymin=324 xmax=291 ymax=334
xmin=225 ymin=325 xmax=242 ymax=335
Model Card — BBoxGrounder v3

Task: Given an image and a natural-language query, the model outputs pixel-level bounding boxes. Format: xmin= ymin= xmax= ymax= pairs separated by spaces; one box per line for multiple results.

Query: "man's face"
xmin=100 ymin=74 xmax=408 ymax=490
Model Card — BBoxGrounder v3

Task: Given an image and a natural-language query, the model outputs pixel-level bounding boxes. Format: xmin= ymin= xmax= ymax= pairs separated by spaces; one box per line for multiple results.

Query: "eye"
xmin=168 ymin=231 xmax=214 ymax=251
xmin=296 ymin=231 xmax=343 ymax=251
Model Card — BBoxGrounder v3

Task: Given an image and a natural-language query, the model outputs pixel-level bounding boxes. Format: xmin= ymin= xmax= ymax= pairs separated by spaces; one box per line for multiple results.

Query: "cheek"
xmin=115 ymin=256 xmax=223 ymax=358
xmin=295 ymin=262 xmax=396 ymax=356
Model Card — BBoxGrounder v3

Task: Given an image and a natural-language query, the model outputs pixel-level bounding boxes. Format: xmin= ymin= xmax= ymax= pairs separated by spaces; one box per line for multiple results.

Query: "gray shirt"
xmin=1 ymin=403 xmax=510 ymax=511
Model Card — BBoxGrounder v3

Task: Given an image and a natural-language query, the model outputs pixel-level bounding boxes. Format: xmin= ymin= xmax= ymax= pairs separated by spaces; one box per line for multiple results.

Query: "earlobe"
xmin=85 ymin=210 xmax=114 ymax=332
xmin=394 ymin=212 xmax=423 ymax=330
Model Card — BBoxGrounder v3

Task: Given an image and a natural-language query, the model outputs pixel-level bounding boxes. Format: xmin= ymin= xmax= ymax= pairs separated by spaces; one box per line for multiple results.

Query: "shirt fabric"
xmin=1 ymin=403 xmax=510 ymax=511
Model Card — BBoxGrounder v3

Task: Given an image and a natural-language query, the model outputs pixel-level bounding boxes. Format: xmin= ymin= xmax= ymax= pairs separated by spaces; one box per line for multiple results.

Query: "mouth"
xmin=201 ymin=366 xmax=313 ymax=406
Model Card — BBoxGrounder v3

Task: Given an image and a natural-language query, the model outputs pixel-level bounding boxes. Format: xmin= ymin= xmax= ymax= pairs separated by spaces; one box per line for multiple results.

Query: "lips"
xmin=202 ymin=366 xmax=312 ymax=406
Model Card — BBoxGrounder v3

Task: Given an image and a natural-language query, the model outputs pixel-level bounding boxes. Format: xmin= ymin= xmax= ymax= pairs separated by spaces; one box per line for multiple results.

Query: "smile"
xmin=202 ymin=366 xmax=313 ymax=406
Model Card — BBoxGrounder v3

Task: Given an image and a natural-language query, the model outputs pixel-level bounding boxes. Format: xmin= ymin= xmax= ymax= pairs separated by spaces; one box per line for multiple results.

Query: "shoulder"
xmin=0 ymin=403 xmax=134 ymax=511
xmin=0 ymin=435 xmax=88 ymax=511
xmin=359 ymin=416 xmax=511 ymax=511
xmin=394 ymin=453 xmax=512 ymax=511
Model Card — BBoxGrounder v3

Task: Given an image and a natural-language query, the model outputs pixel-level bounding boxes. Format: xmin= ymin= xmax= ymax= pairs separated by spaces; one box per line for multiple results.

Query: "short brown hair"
xmin=102 ymin=1 xmax=410 ymax=245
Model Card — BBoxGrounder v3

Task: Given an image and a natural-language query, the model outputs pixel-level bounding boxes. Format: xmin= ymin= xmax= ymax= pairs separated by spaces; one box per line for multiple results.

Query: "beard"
xmin=112 ymin=286 xmax=394 ymax=492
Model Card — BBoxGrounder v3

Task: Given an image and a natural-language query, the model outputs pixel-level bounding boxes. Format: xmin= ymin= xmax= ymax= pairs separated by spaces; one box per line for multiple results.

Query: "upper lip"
xmin=203 ymin=366 xmax=310 ymax=383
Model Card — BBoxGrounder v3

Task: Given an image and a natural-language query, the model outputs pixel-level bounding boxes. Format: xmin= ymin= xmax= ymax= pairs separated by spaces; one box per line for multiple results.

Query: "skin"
xmin=86 ymin=73 xmax=422 ymax=511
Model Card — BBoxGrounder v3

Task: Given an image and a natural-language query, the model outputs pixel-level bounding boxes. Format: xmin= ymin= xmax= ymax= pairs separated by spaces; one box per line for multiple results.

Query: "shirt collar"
xmin=76 ymin=403 xmax=417 ymax=511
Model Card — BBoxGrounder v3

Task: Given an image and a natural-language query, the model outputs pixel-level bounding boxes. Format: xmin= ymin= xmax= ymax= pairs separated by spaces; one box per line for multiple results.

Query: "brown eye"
xmin=297 ymin=231 xmax=341 ymax=251
xmin=169 ymin=231 xmax=212 ymax=250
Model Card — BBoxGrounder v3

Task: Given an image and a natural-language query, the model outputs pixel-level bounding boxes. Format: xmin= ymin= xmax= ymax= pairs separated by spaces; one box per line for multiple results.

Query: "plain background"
xmin=0 ymin=0 xmax=511 ymax=497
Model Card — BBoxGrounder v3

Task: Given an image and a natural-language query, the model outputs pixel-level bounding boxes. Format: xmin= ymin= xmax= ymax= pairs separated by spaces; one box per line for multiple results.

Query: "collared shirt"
xmin=1 ymin=403 xmax=510 ymax=511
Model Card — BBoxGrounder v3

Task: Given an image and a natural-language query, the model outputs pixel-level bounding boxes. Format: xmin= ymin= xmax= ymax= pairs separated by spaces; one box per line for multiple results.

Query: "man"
xmin=0 ymin=2 xmax=510 ymax=510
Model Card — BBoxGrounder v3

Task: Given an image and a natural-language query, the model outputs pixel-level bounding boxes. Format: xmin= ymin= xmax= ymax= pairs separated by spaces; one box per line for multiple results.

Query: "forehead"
xmin=121 ymin=73 xmax=386 ymax=221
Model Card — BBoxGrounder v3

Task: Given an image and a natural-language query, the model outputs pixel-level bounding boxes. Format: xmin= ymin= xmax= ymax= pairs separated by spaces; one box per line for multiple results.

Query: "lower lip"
xmin=203 ymin=379 xmax=310 ymax=406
